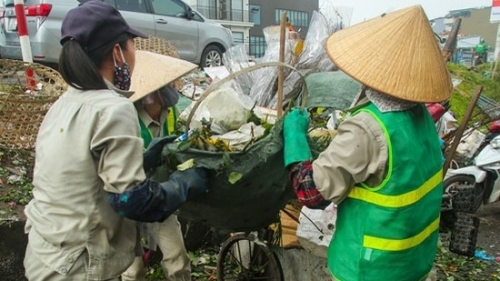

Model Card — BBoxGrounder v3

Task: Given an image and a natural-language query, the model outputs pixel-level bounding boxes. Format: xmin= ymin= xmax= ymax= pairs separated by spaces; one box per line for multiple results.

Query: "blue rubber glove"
xmin=283 ymin=108 xmax=312 ymax=167
xmin=143 ymin=135 xmax=177 ymax=172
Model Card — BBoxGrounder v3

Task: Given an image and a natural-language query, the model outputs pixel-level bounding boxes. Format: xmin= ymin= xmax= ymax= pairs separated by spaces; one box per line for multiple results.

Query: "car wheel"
xmin=201 ymin=45 xmax=223 ymax=68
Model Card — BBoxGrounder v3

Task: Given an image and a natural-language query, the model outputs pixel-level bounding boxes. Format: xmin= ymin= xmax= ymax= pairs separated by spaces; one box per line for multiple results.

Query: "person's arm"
xmin=108 ymin=168 xmax=208 ymax=222
xmin=312 ymin=113 xmax=387 ymax=204
xmin=90 ymin=100 xmax=208 ymax=222
xmin=287 ymin=112 xmax=387 ymax=207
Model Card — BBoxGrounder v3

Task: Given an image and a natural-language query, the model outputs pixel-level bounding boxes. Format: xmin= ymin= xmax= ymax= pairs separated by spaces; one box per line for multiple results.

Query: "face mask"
xmin=142 ymin=91 xmax=157 ymax=106
xmin=113 ymin=46 xmax=131 ymax=91
xmin=142 ymin=90 xmax=166 ymax=108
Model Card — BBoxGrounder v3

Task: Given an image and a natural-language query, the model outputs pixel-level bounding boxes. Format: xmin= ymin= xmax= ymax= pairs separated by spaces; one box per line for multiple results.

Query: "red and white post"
xmin=14 ymin=0 xmax=36 ymax=90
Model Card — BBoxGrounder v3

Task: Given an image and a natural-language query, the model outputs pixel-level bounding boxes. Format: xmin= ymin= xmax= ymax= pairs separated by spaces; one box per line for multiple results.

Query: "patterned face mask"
xmin=113 ymin=46 xmax=131 ymax=91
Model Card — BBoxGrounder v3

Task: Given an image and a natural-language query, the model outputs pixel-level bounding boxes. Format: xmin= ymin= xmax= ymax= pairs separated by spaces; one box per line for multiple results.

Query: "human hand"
xmin=284 ymin=108 xmax=309 ymax=134
xmin=168 ymin=167 xmax=210 ymax=199
xmin=143 ymin=135 xmax=177 ymax=172
xmin=283 ymin=108 xmax=312 ymax=167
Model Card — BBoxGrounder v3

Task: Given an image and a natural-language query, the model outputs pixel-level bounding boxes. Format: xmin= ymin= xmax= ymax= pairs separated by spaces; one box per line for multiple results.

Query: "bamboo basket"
xmin=0 ymin=59 xmax=66 ymax=150
xmin=164 ymin=62 xmax=308 ymax=232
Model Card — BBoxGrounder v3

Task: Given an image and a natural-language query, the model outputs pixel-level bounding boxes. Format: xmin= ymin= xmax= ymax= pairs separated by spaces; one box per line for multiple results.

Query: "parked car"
xmin=0 ymin=0 xmax=233 ymax=67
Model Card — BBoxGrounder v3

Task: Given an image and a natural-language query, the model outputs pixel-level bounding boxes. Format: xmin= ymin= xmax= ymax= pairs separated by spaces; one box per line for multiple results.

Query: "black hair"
xmin=59 ymin=35 xmax=130 ymax=91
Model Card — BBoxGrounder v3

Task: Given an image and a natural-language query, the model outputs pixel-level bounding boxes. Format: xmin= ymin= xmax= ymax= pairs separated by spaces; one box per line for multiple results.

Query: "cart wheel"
xmin=217 ymin=232 xmax=283 ymax=281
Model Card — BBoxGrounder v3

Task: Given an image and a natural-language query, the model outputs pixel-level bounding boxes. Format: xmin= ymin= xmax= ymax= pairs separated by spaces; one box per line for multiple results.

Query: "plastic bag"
xmin=296 ymin=203 xmax=337 ymax=258
xmin=212 ymin=122 xmax=266 ymax=151
xmin=222 ymin=44 xmax=255 ymax=95
xmin=179 ymin=86 xmax=254 ymax=135
xmin=248 ymin=26 xmax=297 ymax=107
xmin=296 ymin=11 xmax=331 ymax=70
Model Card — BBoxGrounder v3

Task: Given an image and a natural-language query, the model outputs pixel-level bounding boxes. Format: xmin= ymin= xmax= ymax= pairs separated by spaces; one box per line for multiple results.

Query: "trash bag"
xmin=163 ymin=120 xmax=296 ymax=232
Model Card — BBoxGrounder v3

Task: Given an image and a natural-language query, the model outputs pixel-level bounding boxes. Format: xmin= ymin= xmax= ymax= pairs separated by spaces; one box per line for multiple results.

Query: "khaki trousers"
xmin=121 ymin=215 xmax=191 ymax=281
xmin=24 ymin=245 xmax=120 ymax=281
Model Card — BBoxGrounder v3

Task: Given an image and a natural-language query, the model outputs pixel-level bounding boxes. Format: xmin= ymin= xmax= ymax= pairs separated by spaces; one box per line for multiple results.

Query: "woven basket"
xmin=134 ymin=35 xmax=184 ymax=90
xmin=165 ymin=62 xmax=308 ymax=232
xmin=0 ymin=59 xmax=66 ymax=150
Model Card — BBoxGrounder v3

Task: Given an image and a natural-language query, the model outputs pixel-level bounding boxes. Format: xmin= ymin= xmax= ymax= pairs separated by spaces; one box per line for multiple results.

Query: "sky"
xmin=319 ymin=0 xmax=493 ymax=25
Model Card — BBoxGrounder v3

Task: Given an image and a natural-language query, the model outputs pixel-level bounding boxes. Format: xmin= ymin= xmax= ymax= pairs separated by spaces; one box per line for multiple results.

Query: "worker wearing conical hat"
xmin=283 ymin=5 xmax=451 ymax=281
xmin=122 ymin=50 xmax=198 ymax=281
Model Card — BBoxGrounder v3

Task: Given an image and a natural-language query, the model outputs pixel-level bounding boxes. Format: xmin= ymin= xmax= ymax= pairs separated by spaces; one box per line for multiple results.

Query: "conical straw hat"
xmin=325 ymin=5 xmax=452 ymax=103
xmin=133 ymin=35 xmax=184 ymax=91
xmin=129 ymin=50 xmax=197 ymax=102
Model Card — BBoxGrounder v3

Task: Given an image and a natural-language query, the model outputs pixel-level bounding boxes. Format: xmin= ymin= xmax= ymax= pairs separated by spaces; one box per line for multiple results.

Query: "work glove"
xmin=108 ymin=167 xmax=210 ymax=223
xmin=283 ymin=108 xmax=312 ymax=167
xmin=163 ymin=167 xmax=210 ymax=200
xmin=143 ymin=135 xmax=177 ymax=172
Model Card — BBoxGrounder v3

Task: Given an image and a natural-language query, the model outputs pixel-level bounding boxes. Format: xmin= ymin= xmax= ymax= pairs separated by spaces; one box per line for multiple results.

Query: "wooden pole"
xmin=277 ymin=12 xmax=287 ymax=118
xmin=443 ymin=86 xmax=483 ymax=176
xmin=491 ymin=53 xmax=500 ymax=79
xmin=442 ymin=18 xmax=461 ymax=63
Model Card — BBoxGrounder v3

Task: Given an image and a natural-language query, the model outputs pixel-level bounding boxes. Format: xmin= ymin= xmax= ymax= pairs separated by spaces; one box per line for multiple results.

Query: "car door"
xmin=149 ymin=0 xmax=199 ymax=62
xmin=114 ymin=0 xmax=155 ymax=38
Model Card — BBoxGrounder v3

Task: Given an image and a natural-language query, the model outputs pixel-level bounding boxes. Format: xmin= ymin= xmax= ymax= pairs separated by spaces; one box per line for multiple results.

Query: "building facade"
xmin=247 ymin=0 xmax=319 ymax=58
xmin=185 ymin=0 xmax=255 ymax=53
xmin=185 ymin=0 xmax=318 ymax=58
xmin=435 ymin=7 xmax=497 ymax=52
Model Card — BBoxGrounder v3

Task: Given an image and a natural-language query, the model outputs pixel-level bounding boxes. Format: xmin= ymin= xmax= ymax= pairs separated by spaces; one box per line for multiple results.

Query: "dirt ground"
xmin=1 ymin=148 xmax=499 ymax=280
xmin=476 ymin=203 xmax=500 ymax=257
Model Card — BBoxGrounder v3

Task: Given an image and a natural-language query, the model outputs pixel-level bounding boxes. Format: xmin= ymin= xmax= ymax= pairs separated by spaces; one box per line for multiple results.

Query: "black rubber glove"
xmin=143 ymin=135 xmax=177 ymax=172
xmin=108 ymin=167 xmax=210 ymax=222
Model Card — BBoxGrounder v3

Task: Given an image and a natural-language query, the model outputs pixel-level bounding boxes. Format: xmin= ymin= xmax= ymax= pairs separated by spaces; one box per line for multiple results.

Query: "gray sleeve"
xmin=91 ymin=100 xmax=146 ymax=194
xmin=312 ymin=112 xmax=388 ymax=204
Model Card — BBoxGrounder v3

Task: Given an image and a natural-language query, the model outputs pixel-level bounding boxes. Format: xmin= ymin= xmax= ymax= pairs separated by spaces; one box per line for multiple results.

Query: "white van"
xmin=0 ymin=0 xmax=233 ymax=67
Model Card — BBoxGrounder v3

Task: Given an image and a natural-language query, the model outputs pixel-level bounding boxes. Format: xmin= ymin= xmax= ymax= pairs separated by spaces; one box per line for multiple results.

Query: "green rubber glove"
xmin=283 ymin=108 xmax=312 ymax=167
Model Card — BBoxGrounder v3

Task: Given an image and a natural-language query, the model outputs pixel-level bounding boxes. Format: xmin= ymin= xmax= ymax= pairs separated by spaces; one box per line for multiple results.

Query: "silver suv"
xmin=0 ymin=0 xmax=233 ymax=67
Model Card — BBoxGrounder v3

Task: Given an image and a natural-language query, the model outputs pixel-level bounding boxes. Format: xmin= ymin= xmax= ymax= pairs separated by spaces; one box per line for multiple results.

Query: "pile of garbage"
xmin=161 ymin=11 xmax=362 ymax=232
xmin=173 ymin=11 xmax=351 ymax=154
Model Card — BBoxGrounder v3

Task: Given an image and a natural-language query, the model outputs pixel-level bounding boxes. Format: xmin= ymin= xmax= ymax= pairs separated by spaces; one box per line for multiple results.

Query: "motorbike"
xmin=471 ymin=120 xmax=500 ymax=158
xmin=443 ymin=134 xmax=500 ymax=213
xmin=427 ymin=103 xmax=500 ymax=256
xmin=441 ymin=134 xmax=500 ymax=256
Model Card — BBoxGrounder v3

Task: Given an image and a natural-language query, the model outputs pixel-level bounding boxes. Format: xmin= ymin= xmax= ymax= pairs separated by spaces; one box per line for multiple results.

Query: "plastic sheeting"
xmin=304 ymin=71 xmax=361 ymax=110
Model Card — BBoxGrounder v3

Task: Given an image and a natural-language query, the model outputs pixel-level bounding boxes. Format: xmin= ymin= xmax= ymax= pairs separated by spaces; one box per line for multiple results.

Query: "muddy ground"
xmin=1 ymin=149 xmax=499 ymax=280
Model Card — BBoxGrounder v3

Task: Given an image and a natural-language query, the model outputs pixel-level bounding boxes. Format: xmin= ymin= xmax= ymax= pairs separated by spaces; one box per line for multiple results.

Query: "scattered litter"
xmin=496 ymin=256 xmax=500 ymax=262
xmin=474 ymin=250 xmax=495 ymax=261
xmin=7 ymin=175 xmax=21 ymax=183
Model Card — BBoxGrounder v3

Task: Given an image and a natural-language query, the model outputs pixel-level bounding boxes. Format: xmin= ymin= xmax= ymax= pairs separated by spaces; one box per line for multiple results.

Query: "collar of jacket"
xmin=104 ymin=79 xmax=134 ymax=99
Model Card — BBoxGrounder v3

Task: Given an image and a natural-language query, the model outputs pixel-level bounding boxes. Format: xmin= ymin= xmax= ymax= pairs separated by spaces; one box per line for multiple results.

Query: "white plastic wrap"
xmin=179 ymin=86 xmax=254 ymax=135
xmin=296 ymin=203 xmax=337 ymax=258
xmin=222 ymin=44 xmax=255 ymax=95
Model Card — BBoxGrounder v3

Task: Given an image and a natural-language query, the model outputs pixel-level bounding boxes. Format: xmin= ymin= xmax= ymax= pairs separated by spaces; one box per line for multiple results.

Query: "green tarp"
xmin=304 ymin=71 xmax=361 ymax=110
xmin=163 ymin=120 xmax=295 ymax=232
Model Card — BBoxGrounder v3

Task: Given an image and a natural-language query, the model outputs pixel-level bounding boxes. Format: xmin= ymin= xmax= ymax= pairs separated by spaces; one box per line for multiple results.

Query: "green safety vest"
xmin=328 ymin=103 xmax=443 ymax=281
xmin=139 ymin=106 xmax=177 ymax=149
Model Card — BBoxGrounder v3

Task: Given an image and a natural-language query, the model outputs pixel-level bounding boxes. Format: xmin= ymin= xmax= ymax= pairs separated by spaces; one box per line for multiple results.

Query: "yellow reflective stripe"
xmin=363 ymin=217 xmax=440 ymax=251
xmin=348 ymin=169 xmax=442 ymax=208
xmin=166 ymin=107 xmax=176 ymax=135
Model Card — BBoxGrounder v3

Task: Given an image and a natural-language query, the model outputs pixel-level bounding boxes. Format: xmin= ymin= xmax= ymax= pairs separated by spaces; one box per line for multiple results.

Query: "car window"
xmin=103 ymin=0 xmax=116 ymax=7
xmin=115 ymin=0 xmax=147 ymax=13
xmin=151 ymin=0 xmax=186 ymax=17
